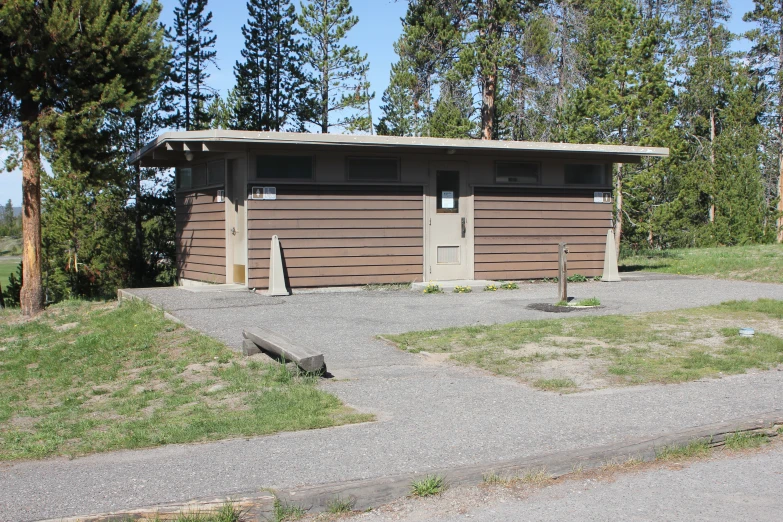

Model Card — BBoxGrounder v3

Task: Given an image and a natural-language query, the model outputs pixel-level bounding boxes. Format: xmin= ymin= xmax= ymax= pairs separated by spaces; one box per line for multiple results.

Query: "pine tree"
xmin=299 ymin=0 xmax=373 ymax=133
xmin=744 ymin=0 xmax=783 ymax=242
xmin=429 ymin=80 xmax=478 ymax=139
xmin=164 ymin=0 xmax=218 ymax=131
xmin=376 ymin=58 xmax=420 ymax=136
xmin=0 ymin=0 xmax=167 ymax=315
xmin=233 ymin=0 xmax=308 ymax=131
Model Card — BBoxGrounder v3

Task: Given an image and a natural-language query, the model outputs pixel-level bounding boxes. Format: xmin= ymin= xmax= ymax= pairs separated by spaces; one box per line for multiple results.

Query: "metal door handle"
xmin=461 ymin=217 xmax=466 ymax=238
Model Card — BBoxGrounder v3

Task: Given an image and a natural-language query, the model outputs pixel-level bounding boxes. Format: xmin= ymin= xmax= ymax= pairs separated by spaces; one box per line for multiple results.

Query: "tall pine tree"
xmin=299 ymin=0 xmax=373 ymax=133
xmin=234 ymin=0 xmax=308 ymax=131
xmin=0 ymin=0 xmax=167 ymax=315
xmin=164 ymin=0 xmax=218 ymax=131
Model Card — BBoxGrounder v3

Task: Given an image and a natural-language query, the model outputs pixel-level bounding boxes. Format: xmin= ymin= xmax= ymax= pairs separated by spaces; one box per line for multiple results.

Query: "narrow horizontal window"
xmin=565 ymin=164 xmax=608 ymax=185
xmin=177 ymin=167 xmax=192 ymax=190
xmin=256 ymin=155 xmax=313 ymax=179
xmin=495 ymin=162 xmax=540 ymax=184
xmin=347 ymin=157 xmax=399 ymax=181
xmin=207 ymin=160 xmax=225 ymax=185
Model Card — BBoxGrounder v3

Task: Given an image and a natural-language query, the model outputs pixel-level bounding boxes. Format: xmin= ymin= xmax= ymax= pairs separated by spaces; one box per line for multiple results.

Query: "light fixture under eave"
xmin=184 ymin=151 xmax=194 ymax=162
xmin=215 ymin=189 xmax=225 ymax=203
xmin=446 ymin=148 xmax=456 ymax=155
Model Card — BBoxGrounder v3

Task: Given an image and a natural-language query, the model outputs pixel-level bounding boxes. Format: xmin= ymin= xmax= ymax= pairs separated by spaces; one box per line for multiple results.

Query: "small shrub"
xmin=326 ymin=496 xmax=355 ymax=514
xmin=592 ymin=275 xmax=603 ymax=282
xmin=500 ymin=281 xmax=519 ymax=290
xmin=724 ymin=432 xmax=768 ymax=450
xmin=453 ymin=285 xmax=472 ymax=293
xmin=410 ymin=475 xmax=446 ymax=497
xmin=567 ymin=273 xmax=588 ymax=282
xmin=423 ymin=282 xmax=442 ymax=294
xmin=484 ymin=284 xmax=498 ymax=292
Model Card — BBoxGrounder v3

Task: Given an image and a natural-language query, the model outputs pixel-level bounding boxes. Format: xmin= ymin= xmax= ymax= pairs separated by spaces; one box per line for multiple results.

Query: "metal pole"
xmin=558 ymin=243 xmax=568 ymax=303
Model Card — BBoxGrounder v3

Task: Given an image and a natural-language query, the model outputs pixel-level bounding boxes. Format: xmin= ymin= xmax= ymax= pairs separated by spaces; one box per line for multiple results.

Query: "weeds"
xmin=484 ymin=284 xmax=498 ymax=292
xmin=533 ymin=378 xmax=576 ymax=391
xmin=724 ymin=432 xmax=768 ymax=450
xmin=567 ymin=274 xmax=588 ymax=282
xmin=326 ymin=496 xmax=355 ymax=514
xmin=173 ymin=502 xmax=244 ymax=522
xmin=572 ymin=297 xmax=601 ymax=307
xmin=453 ymin=285 xmax=472 ymax=293
xmin=500 ymin=281 xmax=519 ymax=290
xmin=656 ymin=440 xmax=712 ymax=461
xmin=272 ymin=499 xmax=306 ymax=521
xmin=423 ymin=282 xmax=442 ymax=294
xmin=410 ymin=475 xmax=446 ymax=497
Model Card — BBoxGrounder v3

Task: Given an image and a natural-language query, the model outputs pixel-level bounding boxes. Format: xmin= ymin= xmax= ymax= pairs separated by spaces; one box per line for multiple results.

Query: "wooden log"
xmin=558 ymin=243 xmax=568 ymax=302
xmin=243 ymin=327 xmax=325 ymax=373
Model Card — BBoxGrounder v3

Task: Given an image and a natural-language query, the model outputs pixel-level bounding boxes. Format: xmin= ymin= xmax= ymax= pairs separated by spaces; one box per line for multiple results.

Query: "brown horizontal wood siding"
xmin=176 ymin=189 xmax=226 ymax=284
xmin=474 ymin=187 xmax=612 ymax=280
xmin=247 ymin=184 xmax=424 ymax=289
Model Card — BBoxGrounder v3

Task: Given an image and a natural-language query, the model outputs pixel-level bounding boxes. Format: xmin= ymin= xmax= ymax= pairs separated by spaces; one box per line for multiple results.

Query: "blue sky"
xmin=0 ymin=0 xmax=759 ymax=207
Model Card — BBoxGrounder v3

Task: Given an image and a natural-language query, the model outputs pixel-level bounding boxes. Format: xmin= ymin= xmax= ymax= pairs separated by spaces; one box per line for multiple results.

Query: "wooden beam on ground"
xmin=243 ymin=327 xmax=325 ymax=373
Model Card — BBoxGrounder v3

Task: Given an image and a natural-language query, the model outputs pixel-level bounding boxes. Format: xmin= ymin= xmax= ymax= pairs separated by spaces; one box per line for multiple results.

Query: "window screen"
xmin=207 ymin=160 xmax=225 ymax=185
xmin=256 ymin=155 xmax=313 ymax=179
xmin=177 ymin=167 xmax=192 ymax=190
xmin=347 ymin=157 xmax=399 ymax=181
xmin=191 ymin=163 xmax=207 ymax=187
xmin=495 ymin=162 xmax=540 ymax=184
xmin=564 ymin=164 xmax=607 ymax=185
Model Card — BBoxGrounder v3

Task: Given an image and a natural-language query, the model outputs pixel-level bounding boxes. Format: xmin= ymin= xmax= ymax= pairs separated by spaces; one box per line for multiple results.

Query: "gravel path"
xmin=355 ymin=445 xmax=783 ymax=521
xmin=1 ymin=276 xmax=782 ymax=521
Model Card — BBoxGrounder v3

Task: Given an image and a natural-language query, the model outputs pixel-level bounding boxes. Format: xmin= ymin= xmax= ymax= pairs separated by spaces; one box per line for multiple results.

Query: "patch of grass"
xmin=385 ymin=299 xmax=783 ymax=391
xmin=0 ymin=236 xmax=22 ymax=256
xmin=0 ymin=257 xmax=18 ymax=287
xmin=272 ymin=499 xmax=306 ymax=521
xmin=410 ymin=475 xmax=446 ymax=497
xmin=724 ymin=432 xmax=768 ymax=450
xmin=500 ymin=281 xmax=519 ymax=290
xmin=326 ymin=496 xmax=356 ymax=514
xmin=620 ymin=244 xmax=783 ymax=283
xmin=567 ymin=273 xmax=588 ymax=282
xmin=656 ymin=440 xmax=712 ymax=461
xmin=0 ymin=300 xmax=372 ymax=461
xmin=572 ymin=297 xmax=601 ymax=307
xmin=170 ymin=502 xmax=244 ymax=522
xmin=453 ymin=285 xmax=472 ymax=293
xmin=482 ymin=472 xmax=509 ymax=485
xmin=554 ymin=299 xmax=569 ymax=306
xmin=533 ymin=378 xmax=576 ymax=391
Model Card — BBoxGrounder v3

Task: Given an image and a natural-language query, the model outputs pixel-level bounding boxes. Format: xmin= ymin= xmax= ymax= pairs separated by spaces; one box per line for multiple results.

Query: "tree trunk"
xmin=20 ymin=100 xmax=44 ymax=316
xmin=133 ymin=114 xmax=145 ymax=286
xmin=778 ymin=152 xmax=783 ymax=242
xmin=709 ymin=107 xmax=716 ymax=223
xmin=615 ymin=163 xmax=624 ymax=261
xmin=481 ymin=71 xmax=497 ymax=140
xmin=321 ymin=70 xmax=329 ymax=133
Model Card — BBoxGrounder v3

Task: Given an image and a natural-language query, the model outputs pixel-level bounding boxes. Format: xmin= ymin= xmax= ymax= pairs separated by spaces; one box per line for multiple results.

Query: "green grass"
xmin=326 ymin=496 xmax=356 ymax=514
xmin=0 ymin=236 xmax=22 ymax=256
xmin=272 ymin=499 xmax=306 ymax=521
xmin=0 ymin=300 xmax=372 ymax=461
xmin=655 ymin=440 xmax=712 ymax=461
xmin=0 ymin=257 xmax=18 ymax=288
xmin=533 ymin=378 xmax=576 ymax=391
xmin=410 ymin=475 xmax=446 ymax=497
xmin=620 ymin=244 xmax=783 ymax=283
xmin=161 ymin=503 xmax=244 ymax=522
xmin=385 ymin=299 xmax=783 ymax=391
xmin=572 ymin=297 xmax=601 ymax=307
xmin=724 ymin=432 xmax=768 ymax=450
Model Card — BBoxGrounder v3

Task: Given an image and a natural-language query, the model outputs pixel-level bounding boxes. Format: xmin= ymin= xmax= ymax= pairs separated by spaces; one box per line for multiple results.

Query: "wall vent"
xmin=437 ymin=246 xmax=460 ymax=264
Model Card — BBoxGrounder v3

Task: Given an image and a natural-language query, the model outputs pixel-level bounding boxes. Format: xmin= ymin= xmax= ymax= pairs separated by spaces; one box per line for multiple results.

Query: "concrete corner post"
xmin=602 ymin=229 xmax=622 ymax=282
xmin=268 ymin=235 xmax=290 ymax=296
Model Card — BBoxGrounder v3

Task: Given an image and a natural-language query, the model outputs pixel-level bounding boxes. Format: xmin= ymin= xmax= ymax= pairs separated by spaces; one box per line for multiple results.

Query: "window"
xmin=177 ymin=167 xmax=192 ymax=190
xmin=256 ymin=155 xmax=313 ymax=179
xmin=347 ymin=157 xmax=399 ymax=181
xmin=565 ymin=164 xmax=608 ymax=185
xmin=192 ymin=163 xmax=207 ymax=187
xmin=495 ymin=162 xmax=540 ymax=184
xmin=436 ymin=170 xmax=460 ymax=213
xmin=207 ymin=160 xmax=225 ymax=185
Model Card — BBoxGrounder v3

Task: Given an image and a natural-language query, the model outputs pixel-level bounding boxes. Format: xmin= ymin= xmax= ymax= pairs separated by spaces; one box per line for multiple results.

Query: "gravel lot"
xmin=1 ymin=275 xmax=782 ymax=521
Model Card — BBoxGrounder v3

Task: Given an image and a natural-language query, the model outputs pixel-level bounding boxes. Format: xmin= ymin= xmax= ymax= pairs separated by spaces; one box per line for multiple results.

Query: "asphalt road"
xmin=355 ymin=445 xmax=783 ymax=521
xmin=1 ymin=276 xmax=782 ymax=521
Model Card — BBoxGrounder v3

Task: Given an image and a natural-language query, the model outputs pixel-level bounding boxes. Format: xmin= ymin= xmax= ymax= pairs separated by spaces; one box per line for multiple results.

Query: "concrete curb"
xmin=44 ymin=410 xmax=783 ymax=521
xmin=117 ymin=289 xmax=194 ymax=331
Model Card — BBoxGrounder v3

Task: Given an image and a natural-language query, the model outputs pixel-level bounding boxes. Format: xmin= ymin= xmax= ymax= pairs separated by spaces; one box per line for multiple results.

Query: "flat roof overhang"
xmin=131 ymin=130 xmax=670 ymax=167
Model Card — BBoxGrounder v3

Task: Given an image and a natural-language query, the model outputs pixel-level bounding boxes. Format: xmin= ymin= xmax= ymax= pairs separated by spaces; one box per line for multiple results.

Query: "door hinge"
xmin=429 ymin=218 xmax=431 ymax=226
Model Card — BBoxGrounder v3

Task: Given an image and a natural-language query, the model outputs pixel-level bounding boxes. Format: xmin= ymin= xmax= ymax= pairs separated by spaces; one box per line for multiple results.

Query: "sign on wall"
xmin=594 ymin=192 xmax=612 ymax=204
xmin=251 ymin=186 xmax=277 ymax=200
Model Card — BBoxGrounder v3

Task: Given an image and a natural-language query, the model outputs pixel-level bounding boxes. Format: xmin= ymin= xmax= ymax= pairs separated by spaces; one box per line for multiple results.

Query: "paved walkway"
xmin=1 ymin=276 xmax=782 ymax=521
